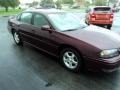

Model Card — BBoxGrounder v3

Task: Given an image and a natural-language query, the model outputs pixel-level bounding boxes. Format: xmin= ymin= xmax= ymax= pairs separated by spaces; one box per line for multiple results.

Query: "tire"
xmin=107 ymin=25 xmax=112 ymax=30
xmin=13 ymin=31 xmax=23 ymax=45
xmin=60 ymin=48 xmax=83 ymax=72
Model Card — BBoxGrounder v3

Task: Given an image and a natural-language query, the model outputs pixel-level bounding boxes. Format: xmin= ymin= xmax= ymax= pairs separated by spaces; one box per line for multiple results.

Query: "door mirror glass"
xmin=41 ymin=25 xmax=51 ymax=31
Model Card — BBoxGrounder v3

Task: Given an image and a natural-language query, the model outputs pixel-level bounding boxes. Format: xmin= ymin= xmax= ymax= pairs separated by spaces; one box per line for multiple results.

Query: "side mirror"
xmin=41 ymin=25 xmax=50 ymax=30
xmin=41 ymin=25 xmax=52 ymax=32
xmin=41 ymin=25 xmax=51 ymax=31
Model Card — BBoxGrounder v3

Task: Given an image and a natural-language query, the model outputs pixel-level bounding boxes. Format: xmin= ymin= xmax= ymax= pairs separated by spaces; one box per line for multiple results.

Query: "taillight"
xmin=110 ymin=14 xmax=113 ymax=18
xmin=91 ymin=13 xmax=95 ymax=18
xmin=110 ymin=14 xmax=113 ymax=21
xmin=90 ymin=13 xmax=96 ymax=21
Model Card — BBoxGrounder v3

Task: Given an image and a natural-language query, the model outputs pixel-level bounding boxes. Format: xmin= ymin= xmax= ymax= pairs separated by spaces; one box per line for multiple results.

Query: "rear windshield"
xmin=94 ymin=7 xmax=111 ymax=12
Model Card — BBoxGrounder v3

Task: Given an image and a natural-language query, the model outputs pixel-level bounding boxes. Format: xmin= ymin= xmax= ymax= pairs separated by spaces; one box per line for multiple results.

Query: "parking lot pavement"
xmin=0 ymin=15 xmax=120 ymax=90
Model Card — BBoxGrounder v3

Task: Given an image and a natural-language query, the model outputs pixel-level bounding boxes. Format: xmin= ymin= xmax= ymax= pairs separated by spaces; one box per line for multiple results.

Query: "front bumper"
xmin=84 ymin=56 xmax=120 ymax=72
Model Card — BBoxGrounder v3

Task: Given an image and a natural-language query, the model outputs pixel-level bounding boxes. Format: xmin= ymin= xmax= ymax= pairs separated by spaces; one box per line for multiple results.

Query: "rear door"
xmin=18 ymin=12 xmax=35 ymax=44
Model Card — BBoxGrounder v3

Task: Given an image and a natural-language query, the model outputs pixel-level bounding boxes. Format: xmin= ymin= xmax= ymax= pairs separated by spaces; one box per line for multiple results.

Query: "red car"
xmin=85 ymin=6 xmax=114 ymax=29
xmin=8 ymin=9 xmax=120 ymax=72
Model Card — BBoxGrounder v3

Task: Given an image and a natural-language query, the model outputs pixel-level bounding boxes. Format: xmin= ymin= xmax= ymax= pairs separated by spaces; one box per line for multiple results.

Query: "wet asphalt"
xmin=0 ymin=13 xmax=120 ymax=90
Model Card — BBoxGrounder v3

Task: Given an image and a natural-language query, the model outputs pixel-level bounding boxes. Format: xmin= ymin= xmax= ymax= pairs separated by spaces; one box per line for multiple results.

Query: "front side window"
xmin=33 ymin=14 xmax=49 ymax=27
xmin=20 ymin=13 xmax=32 ymax=24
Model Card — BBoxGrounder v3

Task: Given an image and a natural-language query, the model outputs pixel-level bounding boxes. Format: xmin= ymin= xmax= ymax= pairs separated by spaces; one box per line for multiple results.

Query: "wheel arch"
xmin=59 ymin=44 xmax=85 ymax=72
xmin=58 ymin=44 xmax=83 ymax=59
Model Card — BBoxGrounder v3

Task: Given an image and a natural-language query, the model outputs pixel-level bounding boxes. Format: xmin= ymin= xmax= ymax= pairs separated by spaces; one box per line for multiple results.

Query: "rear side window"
xmin=20 ymin=13 xmax=32 ymax=24
xmin=94 ymin=7 xmax=111 ymax=12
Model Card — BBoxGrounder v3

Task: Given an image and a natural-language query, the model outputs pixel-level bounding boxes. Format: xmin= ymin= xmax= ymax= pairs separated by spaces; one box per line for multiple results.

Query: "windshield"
xmin=48 ymin=13 xmax=87 ymax=31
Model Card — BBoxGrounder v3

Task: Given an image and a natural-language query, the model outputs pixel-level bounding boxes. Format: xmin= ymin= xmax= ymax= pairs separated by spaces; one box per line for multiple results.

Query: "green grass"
xmin=0 ymin=8 xmax=85 ymax=17
xmin=0 ymin=9 xmax=23 ymax=16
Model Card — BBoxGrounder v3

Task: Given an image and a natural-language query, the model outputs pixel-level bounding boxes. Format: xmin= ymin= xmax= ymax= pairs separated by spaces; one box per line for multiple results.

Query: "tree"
xmin=62 ymin=0 xmax=73 ymax=5
xmin=85 ymin=1 xmax=90 ymax=8
xmin=9 ymin=0 xmax=20 ymax=9
xmin=94 ymin=0 xmax=107 ymax=6
xmin=40 ymin=0 xmax=54 ymax=5
xmin=109 ymin=0 xmax=117 ymax=3
xmin=0 ymin=0 xmax=20 ymax=12
xmin=108 ymin=0 xmax=118 ymax=6
xmin=40 ymin=0 xmax=55 ymax=8
xmin=0 ymin=0 xmax=11 ymax=12
xmin=55 ymin=0 xmax=62 ymax=9
xmin=29 ymin=1 xmax=39 ymax=7
xmin=75 ymin=0 xmax=84 ymax=7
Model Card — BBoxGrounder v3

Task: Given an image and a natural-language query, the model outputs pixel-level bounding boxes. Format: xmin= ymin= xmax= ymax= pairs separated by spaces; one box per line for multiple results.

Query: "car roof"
xmin=89 ymin=6 xmax=112 ymax=9
xmin=24 ymin=8 xmax=66 ymax=15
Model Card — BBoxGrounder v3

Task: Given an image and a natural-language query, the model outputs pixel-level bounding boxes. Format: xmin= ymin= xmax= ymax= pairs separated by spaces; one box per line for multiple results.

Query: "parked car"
xmin=8 ymin=9 xmax=120 ymax=72
xmin=85 ymin=6 xmax=114 ymax=29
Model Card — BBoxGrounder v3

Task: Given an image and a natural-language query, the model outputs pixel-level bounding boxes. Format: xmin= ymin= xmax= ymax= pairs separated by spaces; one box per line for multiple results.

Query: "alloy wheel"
xmin=63 ymin=51 xmax=78 ymax=69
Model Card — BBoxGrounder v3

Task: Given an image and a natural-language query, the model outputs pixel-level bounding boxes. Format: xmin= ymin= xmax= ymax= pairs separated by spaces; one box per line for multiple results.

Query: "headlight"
xmin=100 ymin=49 xmax=119 ymax=58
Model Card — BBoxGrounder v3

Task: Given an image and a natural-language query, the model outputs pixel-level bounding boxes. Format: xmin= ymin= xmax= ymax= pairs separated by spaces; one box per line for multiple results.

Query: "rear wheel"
xmin=107 ymin=24 xmax=112 ymax=29
xmin=13 ymin=31 xmax=23 ymax=45
xmin=60 ymin=48 xmax=83 ymax=72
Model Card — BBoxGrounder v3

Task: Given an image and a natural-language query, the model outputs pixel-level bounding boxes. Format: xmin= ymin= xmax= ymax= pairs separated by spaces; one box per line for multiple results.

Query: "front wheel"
xmin=60 ymin=48 xmax=83 ymax=72
xmin=13 ymin=31 xmax=23 ymax=45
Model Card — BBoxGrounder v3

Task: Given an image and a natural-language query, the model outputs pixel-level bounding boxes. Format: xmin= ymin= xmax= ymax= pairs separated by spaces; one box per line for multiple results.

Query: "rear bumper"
xmin=89 ymin=20 xmax=113 ymax=25
xmin=90 ymin=22 xmax=113 ymax=25
xmin=84 ymin=56 xmax=120 ymax=72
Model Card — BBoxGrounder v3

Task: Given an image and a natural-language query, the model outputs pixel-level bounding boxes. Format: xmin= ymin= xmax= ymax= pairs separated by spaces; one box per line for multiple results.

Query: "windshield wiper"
xmin=63 ymin=26 xmax=88 ymax=32
xmin=63 ymin=29 xmax=77 ymax=32
xmin=79 ymin=26 xmax=88 ymax=29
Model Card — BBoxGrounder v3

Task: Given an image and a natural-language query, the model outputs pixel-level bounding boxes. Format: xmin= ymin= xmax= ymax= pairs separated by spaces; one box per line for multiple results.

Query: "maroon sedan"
xmin=8 ymin=9 xmax=120 ymax=72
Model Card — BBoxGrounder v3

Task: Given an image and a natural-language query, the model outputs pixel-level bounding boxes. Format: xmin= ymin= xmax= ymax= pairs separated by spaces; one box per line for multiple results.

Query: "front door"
xmin=31 ymin=13 xmax=58 ymax=54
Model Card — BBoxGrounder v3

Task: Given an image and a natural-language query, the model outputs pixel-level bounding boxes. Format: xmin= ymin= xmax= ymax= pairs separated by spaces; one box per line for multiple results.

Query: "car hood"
xmin=62 ymin=25 xmax=120 ymax=50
